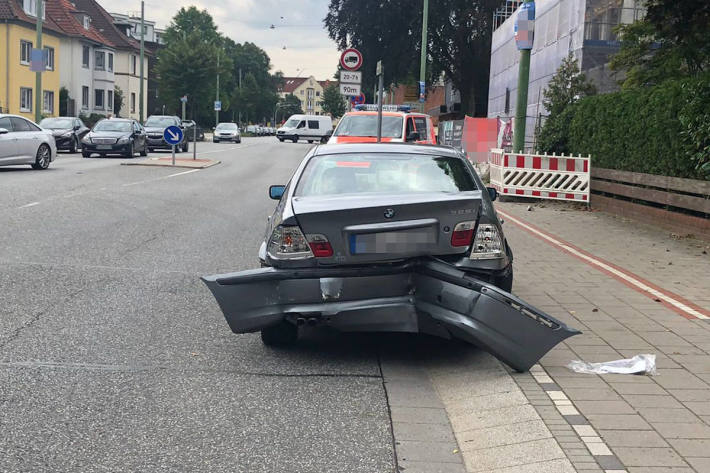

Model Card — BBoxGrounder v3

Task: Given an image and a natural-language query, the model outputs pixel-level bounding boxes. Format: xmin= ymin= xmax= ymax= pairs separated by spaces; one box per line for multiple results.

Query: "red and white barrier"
xmin=489 ymin=149 xmax=591 ymax=202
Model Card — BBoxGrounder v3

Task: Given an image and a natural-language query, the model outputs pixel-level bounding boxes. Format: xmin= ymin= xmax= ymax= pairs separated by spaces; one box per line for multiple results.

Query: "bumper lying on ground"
xmin=201 ymin=259 xmax=580 ymax=372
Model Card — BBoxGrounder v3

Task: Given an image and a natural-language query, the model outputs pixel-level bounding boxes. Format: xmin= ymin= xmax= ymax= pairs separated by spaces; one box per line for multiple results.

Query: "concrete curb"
xmin=121 ymin=158 xmax=221 ymax=169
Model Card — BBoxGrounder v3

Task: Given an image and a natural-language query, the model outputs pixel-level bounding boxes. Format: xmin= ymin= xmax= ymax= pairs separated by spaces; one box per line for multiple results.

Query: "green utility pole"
xmin=139 ymin=0 xmax=145 ymax=123
xmin=215 ymin=51 xmax=220 ymax=128
xmin=34 ymin=0 xmax=43 ymax=123
xmin=512 ymin=0 xmax=533 ymax=153
xmin=419 ymin=0 xmax=429 ymax=112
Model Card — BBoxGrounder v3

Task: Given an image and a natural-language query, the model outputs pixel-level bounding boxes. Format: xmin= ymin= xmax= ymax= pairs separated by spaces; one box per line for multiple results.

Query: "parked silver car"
xmin=0 ymin=114 xmax=57 ymax=170
xmin=202 ymin=143 xmax=580 ymax=372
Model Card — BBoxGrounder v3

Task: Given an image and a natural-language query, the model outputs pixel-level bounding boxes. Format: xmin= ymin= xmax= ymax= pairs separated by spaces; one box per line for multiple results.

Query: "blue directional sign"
xmin=163 ymin=125 xmax=184 ymax=145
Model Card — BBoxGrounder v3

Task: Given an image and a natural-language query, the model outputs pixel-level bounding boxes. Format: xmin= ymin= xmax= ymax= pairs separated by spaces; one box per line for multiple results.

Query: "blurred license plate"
xmin=350 ymin=229 xmax=436 ymax=254
xmin=97 ymin=145 xmax=112 ymax=150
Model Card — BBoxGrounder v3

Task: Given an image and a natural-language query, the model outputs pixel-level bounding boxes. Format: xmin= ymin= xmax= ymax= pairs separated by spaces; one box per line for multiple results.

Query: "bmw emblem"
xmin=384 ymin=208 xmax=395 ymax=219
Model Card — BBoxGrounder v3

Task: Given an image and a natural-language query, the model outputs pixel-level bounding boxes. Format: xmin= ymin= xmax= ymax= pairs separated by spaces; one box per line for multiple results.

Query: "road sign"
xmin=339 ymin=70 xmax=362 ymax=84
xmin=340 ymin=83 xmax=361 ymax=96
xmin=419 ymin=81 xmax=426 ymax=103
xmin=180 ymin=96 xmax=188 ymax=103
xmin=340 ymin=48 xmax=363 ymax=71
xmin=164 ymin=125 xmax=184 ymax=145
xmin=214 ymin=101 xmax=222 ymax=111
xmin=376 ymin=60 xmax=383 ymax=76
xmin=350 ymin=93 xmax=365 ymax=106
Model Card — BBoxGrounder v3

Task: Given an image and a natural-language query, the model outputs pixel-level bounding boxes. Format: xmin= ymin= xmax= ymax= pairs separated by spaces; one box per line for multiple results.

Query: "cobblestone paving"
xmin=498 ymin=201 xmax=710 ymax=473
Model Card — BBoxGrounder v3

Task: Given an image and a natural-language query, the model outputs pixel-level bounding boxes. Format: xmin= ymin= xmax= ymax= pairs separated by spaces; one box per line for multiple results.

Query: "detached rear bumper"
xmin=201 ymin=260 xmax=580 ymax=372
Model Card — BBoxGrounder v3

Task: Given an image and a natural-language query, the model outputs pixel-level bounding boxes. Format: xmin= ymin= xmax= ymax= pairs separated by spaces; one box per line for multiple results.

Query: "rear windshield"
xmin=40 ymin=118 xmax=74 ymax=129
xmin=334 ymin=115 xmax=403 ymax=138
xmin=296 ymin=153 xmax=476 ymax=197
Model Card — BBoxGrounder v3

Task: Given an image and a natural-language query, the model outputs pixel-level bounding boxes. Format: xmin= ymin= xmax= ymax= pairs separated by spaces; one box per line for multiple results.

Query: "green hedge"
xmin=544 ymin=74 xmax=710 ymax=180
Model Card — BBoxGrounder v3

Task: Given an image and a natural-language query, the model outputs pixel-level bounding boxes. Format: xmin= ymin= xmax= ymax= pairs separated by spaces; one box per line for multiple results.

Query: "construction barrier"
xmin=489 ymin=149 xmax=591 ymax=202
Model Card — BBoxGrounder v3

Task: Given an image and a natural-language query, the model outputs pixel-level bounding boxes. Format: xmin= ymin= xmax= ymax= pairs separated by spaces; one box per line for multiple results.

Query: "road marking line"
xmin=122 ymin=168 xmax=200 ymax=187
xmin=498 ymin=209 xmax=710 ymax=320
xmin=19 ymin=202 xmax=40 ymax=208
xmin=167 ymin=169 xmax=200 ymax=178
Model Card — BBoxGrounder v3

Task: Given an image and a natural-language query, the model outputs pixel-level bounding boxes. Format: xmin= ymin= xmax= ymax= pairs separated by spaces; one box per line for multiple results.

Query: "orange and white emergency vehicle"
xmin=327 ymin=105 xmax=437 ymax=145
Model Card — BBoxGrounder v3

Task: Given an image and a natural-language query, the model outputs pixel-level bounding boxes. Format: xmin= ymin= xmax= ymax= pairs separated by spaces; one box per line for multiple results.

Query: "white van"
xmin=276 ymin=115 xmax=333 ymax=143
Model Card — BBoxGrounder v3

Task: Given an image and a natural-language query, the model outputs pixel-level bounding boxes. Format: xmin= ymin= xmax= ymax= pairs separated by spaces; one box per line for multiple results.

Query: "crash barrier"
xmin=591 ymin=168 xmax=710 ymax=239
xmin=489 ymin=149 xmax=591 ymax=203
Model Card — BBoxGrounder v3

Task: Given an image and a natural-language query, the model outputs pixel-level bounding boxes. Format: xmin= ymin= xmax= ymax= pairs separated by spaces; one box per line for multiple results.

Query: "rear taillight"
xmin=266 ymin=225 xmax=313 ymax=260
xmin=470 ymin=224 xmax=504 ymax=259
xmin=451 ymin=221 xmax=475 ymax=247
xmin=307 ymin=234 xmax=333 ymax=257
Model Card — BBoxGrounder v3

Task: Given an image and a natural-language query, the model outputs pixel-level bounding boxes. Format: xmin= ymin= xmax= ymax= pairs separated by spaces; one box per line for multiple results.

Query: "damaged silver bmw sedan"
xmin=202 ymin=143 xmax=580 ymax=372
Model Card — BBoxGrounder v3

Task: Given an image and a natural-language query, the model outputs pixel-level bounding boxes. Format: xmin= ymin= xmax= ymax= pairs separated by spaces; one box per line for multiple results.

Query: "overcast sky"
xmin=100 ymin=0 xmax=341 ymax=80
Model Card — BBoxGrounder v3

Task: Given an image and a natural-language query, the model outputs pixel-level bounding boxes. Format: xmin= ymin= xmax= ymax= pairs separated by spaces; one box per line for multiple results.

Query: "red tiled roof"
xmin=45 ymin=0 xmax=113 ymax=46
xmin=279 ymin=77 xmax=308 ymax=94
xmin=0 ymin=0 xmax=65 ymax=35
xmin=319 ymin=80 xmax=335 ymax=90
xmin=71 ymin=0 xmax=140 ymax=51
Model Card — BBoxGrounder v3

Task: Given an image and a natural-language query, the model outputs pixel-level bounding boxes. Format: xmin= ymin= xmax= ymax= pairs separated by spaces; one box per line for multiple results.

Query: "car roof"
xmin=312 ymin=142 xmax=461 ymax=157
xmin=343 ymin=111 xmax=429 ymax=118
xmin=99 ymin=118 xmax=133 ymax=122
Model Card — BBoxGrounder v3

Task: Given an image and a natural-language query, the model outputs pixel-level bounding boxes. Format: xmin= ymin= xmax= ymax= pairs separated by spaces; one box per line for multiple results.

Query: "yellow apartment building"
xmin=1 ymin=0 xmax=63 ymax=121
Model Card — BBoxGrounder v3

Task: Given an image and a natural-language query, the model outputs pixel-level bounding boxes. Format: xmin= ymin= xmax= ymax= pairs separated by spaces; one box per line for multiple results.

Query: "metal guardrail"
xmin=489 ymin=148 xmax=591 ymax=203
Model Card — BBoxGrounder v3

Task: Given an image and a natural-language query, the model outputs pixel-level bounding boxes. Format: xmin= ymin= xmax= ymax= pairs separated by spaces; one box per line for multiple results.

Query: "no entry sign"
xmin=340 ymin=48 xmax=363 ymax=71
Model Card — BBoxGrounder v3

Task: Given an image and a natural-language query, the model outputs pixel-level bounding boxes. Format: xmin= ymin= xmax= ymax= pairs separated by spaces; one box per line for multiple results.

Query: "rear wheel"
xmin=31 ymin=144 xmax=51 ymax=170
xmin=140 ymin=144 xmax=148 ymax=157
xmin=292 ymin=135 xmax=298 ymax=143
xmin=260 ymin=321 xmax=298 ymax=346
xmin=307 ymin=140 xmax=313 ymax=143
xmin=278 ymin=138 xmax=284 ymax=142
xmin=82 ymin=150 xmax=91 ymax=158
xmin=182 ymin=142 xmax=189 ymax=153
xmin=69 ymin=137 xmax=78 ymax=154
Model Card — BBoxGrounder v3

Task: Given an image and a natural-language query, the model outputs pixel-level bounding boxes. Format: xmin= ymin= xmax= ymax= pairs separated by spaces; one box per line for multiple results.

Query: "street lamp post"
xmin=419 ymin=0 xmax=429 ymax=113
xmin=215 ymin=51 xmax=220 ymax=129
xmin=512 ymin=0 xmax=535 ymax=153
xmin=34 ymin=0 xmax=43 ymax=123
xmin=139 ymin=0 xmax=145 ymax=123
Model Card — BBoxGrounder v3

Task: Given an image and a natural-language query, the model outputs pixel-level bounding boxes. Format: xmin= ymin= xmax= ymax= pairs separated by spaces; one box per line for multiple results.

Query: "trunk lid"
xmin=291 ymin=192 xmax=481 ymax=264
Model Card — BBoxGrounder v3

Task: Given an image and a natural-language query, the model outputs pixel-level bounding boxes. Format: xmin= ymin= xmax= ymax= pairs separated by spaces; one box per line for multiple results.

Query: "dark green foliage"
xmin=276 ymin=94 xmax=303 ymax=121
xmin=113 ymin=86 xmax=123 ymax=117
xmin=79 ymin=113 xmax=107 ymax=128
xmin=535 ymin=55 xmax=595 ymax=154
xmin=325 ymin=0 xmax=499 ymax=116
xmin=320 ymin=84 xmax=346 ymax=119
xmin=563 ymin=74 xmax=710 ymax=180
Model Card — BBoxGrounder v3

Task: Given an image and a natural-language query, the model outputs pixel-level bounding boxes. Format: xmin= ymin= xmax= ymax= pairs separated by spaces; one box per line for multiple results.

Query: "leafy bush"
xmin=79 ymin=113 xmax=108 ymax=128
xmin=539 ymin=73 xmax=709 ymax=180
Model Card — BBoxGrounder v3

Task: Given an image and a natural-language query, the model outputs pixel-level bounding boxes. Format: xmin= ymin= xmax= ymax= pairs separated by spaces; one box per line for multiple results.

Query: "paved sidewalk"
xmin=497 ymin=201 xmax=710 ymax=473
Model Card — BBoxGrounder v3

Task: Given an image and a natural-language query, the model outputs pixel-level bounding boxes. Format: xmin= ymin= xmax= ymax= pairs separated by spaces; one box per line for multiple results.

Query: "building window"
xmin=107 ymin=90 xmax=114 ymax=111
xmin=131 ymin=55 xmax=137 ymax=75
xmin=107 ymin=53 xmax=113 ymax=72
xmin=44 ymin=47 xmax=54 ymax=70
xmin=43 ymin=90 xmax=54 ymax=114
xmin=316 ymin=91 xmax=321 ymax=97
xmin=82 ymin=46 xmax=90 ymax=68
xmin=82 ymin=86 xmax=89 ymax=109
xmin=20 ymin=40 xmax=32 ymax=65
xmin=20 ymin=87 xmax=32 ymax=112
xmin=131 ymin=92 xmax=136 ymax=113
xmin=95 ymin=51 xmax=105 ymax=71
xmin=300 ymin=90 xmax=304 ymax=96
xmin=95 ymin=89 xmax=104 ymax=109
xmin=83 ymin=15 xmax=90 ymax=29
xmin=23 ymin=0 xmax=45 ymax=18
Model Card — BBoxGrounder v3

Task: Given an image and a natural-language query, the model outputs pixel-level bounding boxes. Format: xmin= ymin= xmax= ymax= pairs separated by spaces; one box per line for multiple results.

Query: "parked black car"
xmin=81 ymin=118 xmax=148 ymax=158
xmin=181 ymin=120 xmax=205 ymax=141
xmin=144 ymin=115 xmax=189 ymax=152
xmin=39 ymin=116 xmax=89 ymax=153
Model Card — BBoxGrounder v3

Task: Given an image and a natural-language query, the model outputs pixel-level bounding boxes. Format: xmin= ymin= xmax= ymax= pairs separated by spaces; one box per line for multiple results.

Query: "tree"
xmin=157 ymin=7 xmax=232 ymax=125
xmin=536 ymin=54 xmax=596 ymax=153
xmin=225 ymin=40 xmax=280 ymax=124
xmin=611 ymin=0 xmax=710 ymax=88
xmin=277 ymin=94 xmax=303 ymax=121
xmin=321 ymin=84 xmax=346 ymax=118
xmin=113 ymin=86 xmax=124 ymax=116
xmin=325 ymin=0 xmax=499 ymax=116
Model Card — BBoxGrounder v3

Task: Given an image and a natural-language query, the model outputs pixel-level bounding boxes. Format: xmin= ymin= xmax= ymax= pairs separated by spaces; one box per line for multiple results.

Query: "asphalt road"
xmin=0 ymin=138 xmax=397 ymax=473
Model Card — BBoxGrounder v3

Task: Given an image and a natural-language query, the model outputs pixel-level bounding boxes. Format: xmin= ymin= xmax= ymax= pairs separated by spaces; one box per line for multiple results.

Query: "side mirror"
xmin=406 ymin=131 xmax=420 ymax=142
xmin=487 ymin=187 xmax=498 ymax=202
xmin=269 ymin=185 xmax=286 ymax=200
xmin=0 ymin=128 xmax=8 ymax=135
xmin=74 ymin=125 xmax=81 ymax=131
